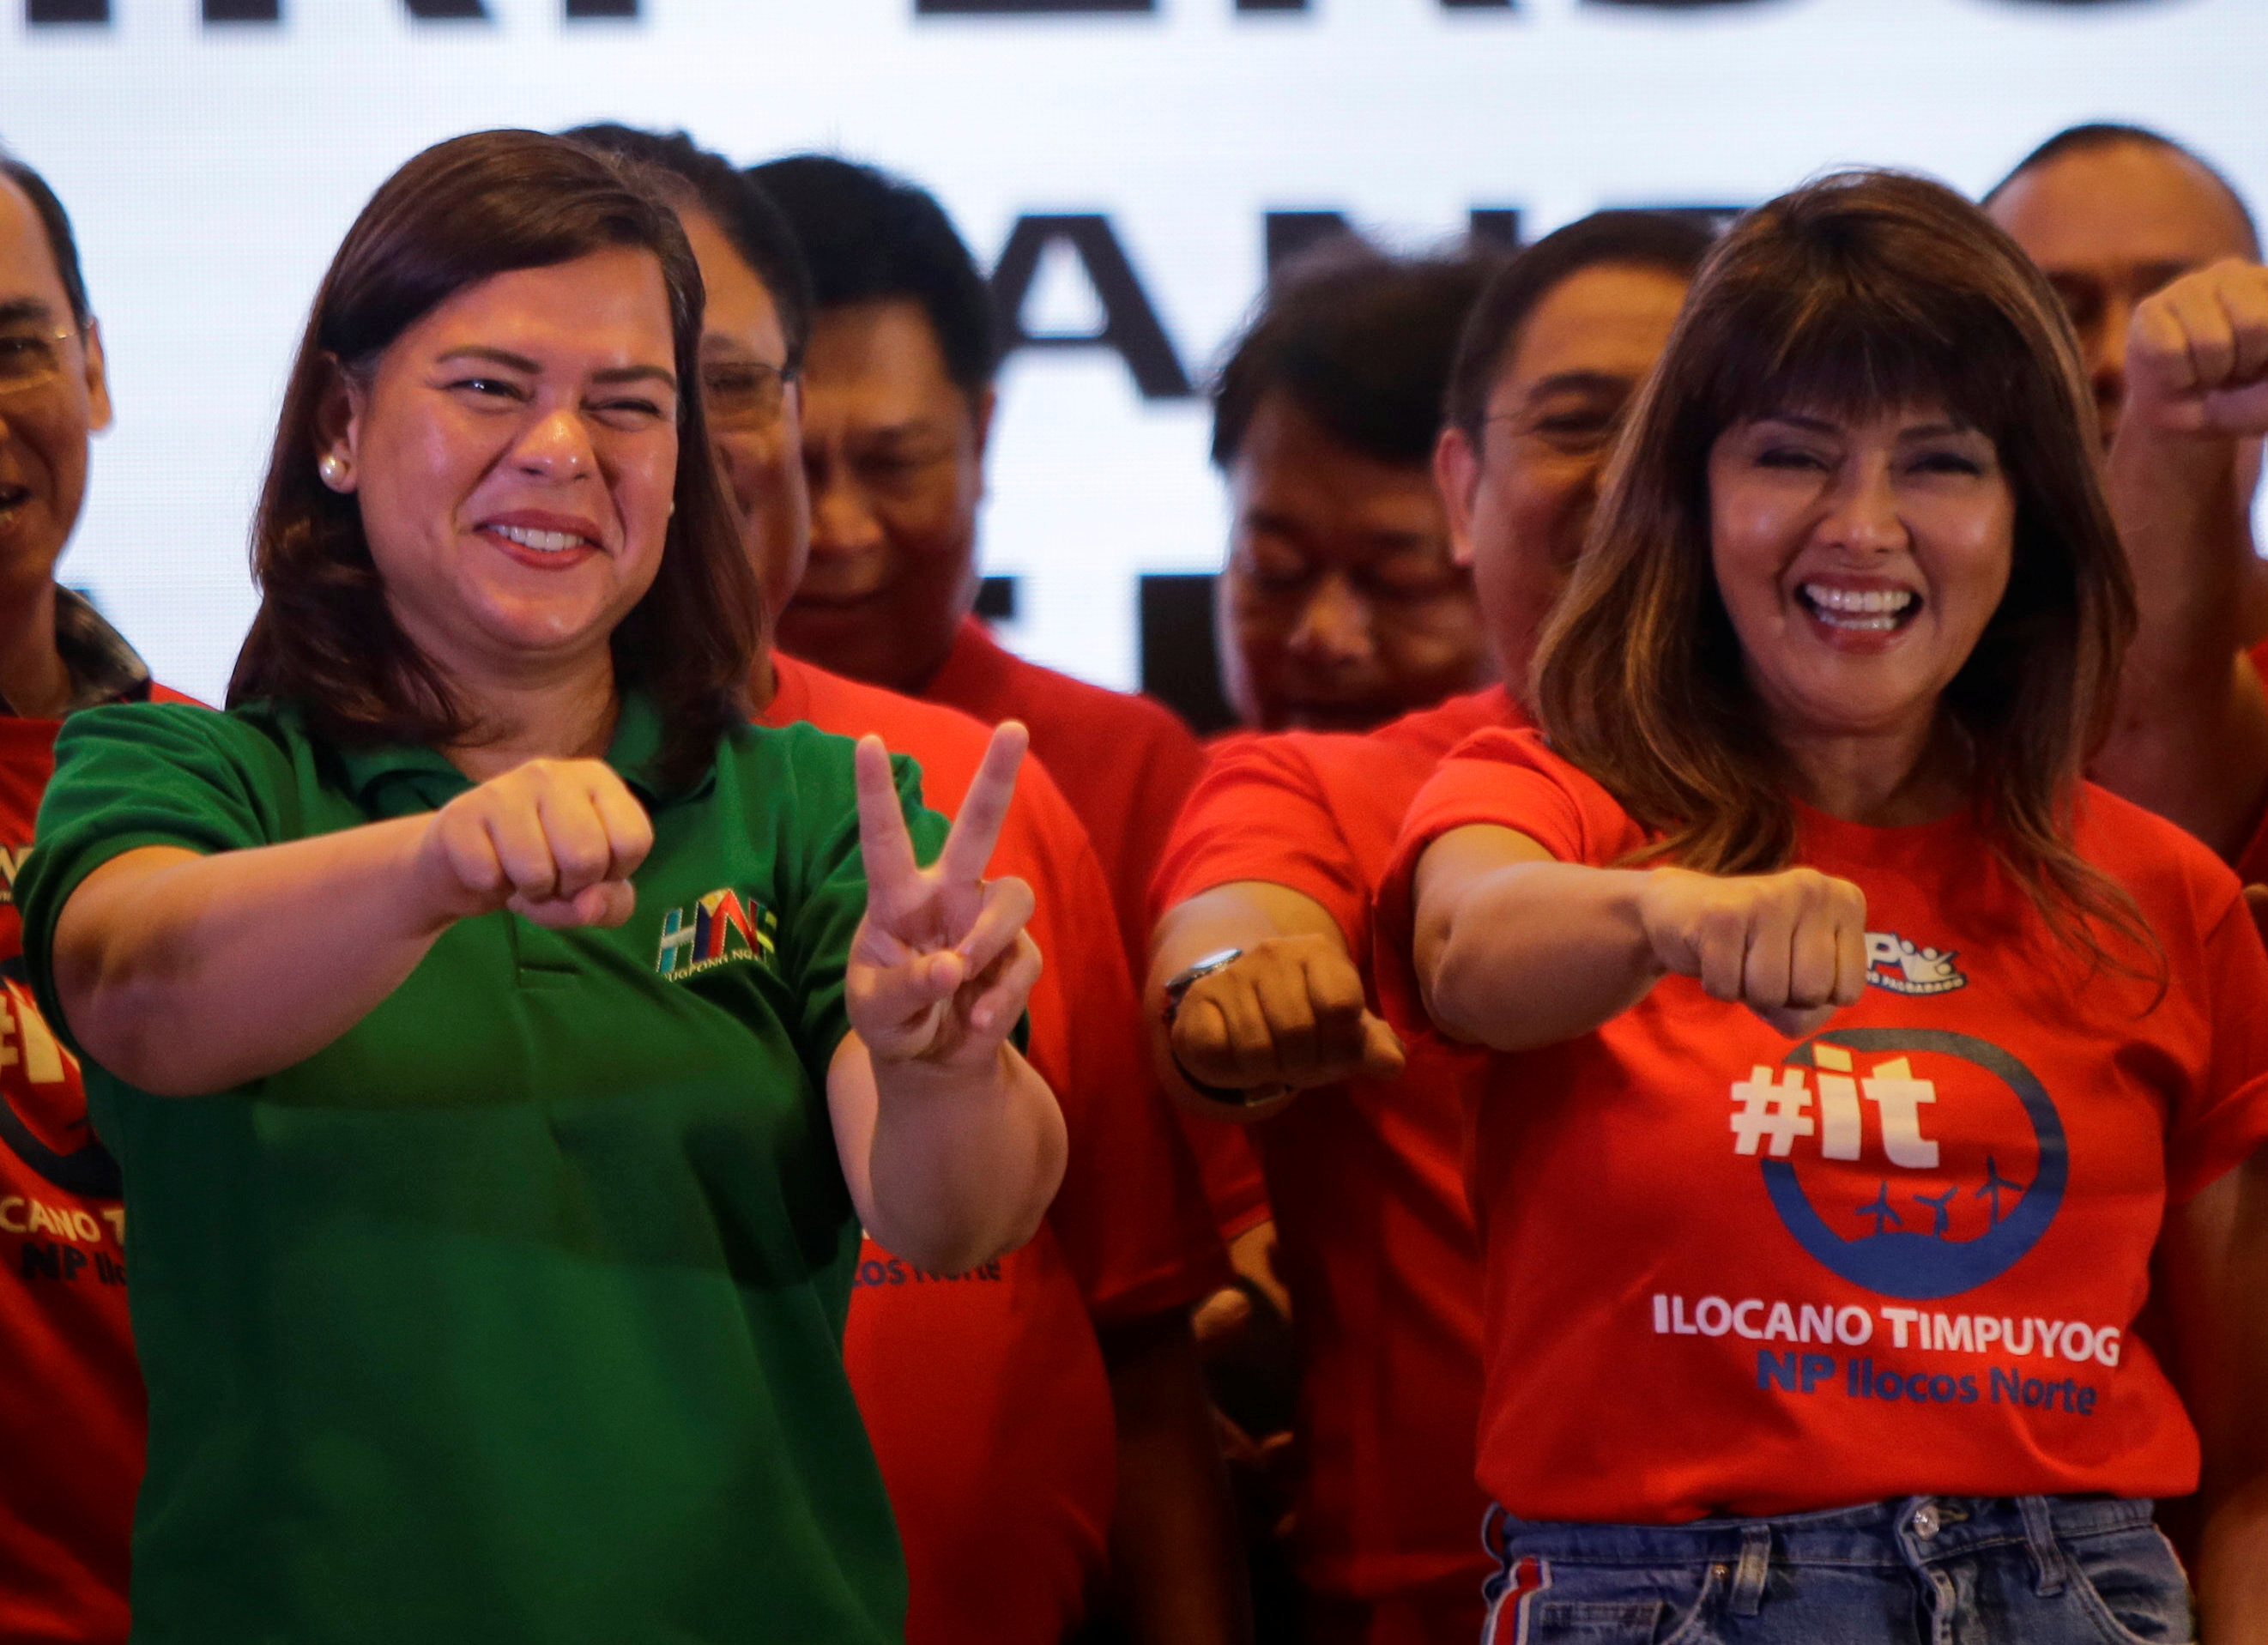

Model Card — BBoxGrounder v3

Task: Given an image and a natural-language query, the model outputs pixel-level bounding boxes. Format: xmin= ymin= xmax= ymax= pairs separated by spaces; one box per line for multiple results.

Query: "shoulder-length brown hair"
xmin=1533 ymin=169 xmax=2144 ymax=959
xmin=230 ymin=128 xmax=760 ymax=789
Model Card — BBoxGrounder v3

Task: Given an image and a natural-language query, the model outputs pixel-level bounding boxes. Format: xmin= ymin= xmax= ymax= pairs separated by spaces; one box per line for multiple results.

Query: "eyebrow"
xmin=0 ymin=296 xmax=59 ymax=329
xmin=1521 ymin=370 xmax=1634 ymax=402
xmin=434 ymin=345 xmax=676 ymax=390
xmin=1757 ymin=410 xmax=1976 ymax=440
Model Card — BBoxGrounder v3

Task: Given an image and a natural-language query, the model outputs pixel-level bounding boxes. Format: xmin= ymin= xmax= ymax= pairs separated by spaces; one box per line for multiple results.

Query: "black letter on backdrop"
xmin=203 ymin=0 xmax=278 ymax=17
xmin=991 ymin=215 xmax=1193 ymax=401
xmin=1237 ymin=0 xmax=1514 ymax=8
xmin=1264 ymin=211 xmax=1355 ymax=275
xmin=27 ymin=0 xmax=106 ymax=21
xmin=917 ymin=0 xmax=1151 ymax=12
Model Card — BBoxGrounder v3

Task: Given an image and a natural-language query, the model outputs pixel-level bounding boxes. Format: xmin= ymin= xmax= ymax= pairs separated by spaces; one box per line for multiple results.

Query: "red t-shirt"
xmin=2234 ymin=637 xmax=2268 ymax=886
xmin=1150 ymin=686 xmax=1515 ymax=1604
xmin=919 ymin=617 xmax=1271 ymax=1240
xmin=1375 ymin=727 xmax=2268 ymax=1525
xmin=762 ymin=654 xmax=1227 ymax=1645
xmin=0 ymin=694 xmax=199 ymax=1643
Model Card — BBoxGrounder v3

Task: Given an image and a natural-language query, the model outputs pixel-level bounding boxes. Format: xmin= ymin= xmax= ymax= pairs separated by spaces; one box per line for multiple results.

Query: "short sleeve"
xmin=2165 ymin=886 xmax=2268 ymax=1203
xmin=1369 ymin=727 xmax=1627 ymax=1043
xmin=17 ymin=703 xmax=285 ymax=1055
xmin=774 ymin=734 xmax=952 ymax=1083
xmin=1151 ymin=735 xmax=1367 ymax=948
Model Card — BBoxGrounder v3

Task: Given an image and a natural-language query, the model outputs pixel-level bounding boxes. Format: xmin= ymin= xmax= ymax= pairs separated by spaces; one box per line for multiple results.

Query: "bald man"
xmin=1987 ymin=125 xmax=2268 ymax=878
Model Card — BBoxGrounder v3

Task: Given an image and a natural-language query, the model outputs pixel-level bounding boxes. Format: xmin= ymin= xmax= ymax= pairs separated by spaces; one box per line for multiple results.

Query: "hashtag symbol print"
xmin=1729 ymin=1066 xmax=1815 ymax=1158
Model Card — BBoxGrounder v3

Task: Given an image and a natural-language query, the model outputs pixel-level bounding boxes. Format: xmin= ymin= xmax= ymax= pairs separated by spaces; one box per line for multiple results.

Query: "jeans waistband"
xmin=1486 ymin=1494 xmax=2152 ymax=1572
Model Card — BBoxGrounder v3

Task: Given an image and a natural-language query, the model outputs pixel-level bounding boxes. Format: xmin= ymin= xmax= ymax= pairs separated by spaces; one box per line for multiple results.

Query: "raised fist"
xmin=2122 ymin=258 xmax=2268 ymax=439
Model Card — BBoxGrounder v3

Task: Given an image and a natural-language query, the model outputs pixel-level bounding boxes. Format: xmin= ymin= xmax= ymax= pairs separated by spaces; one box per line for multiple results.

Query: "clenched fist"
xmin=1170 ymin=934 xmax=1405 ymax=1094
xmin=2123 ymin=258 xmax=2268 ymax=439
xmin=415 ymin=758 xmax=654 ymax=930
xmin=1636 ymin=865 xmax=1867 ymax=1038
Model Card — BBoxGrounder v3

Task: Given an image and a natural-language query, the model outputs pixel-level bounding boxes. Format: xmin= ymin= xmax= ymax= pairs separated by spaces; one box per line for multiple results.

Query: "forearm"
xmin=53 ymin=820 xmax=451 ymax=1095
xmin=833 ymin=1037 xmax=1067 ymax=1276
xmin=2198 ymin=1483 xmax=2268 ymax=1641
xmin=1100 ymin=1310 xmax=1250 ymax=1645
xmin=2097 ymin=429 xmax=2268 ymax=856
xmin=1418 ymin=857 xmax=1661 ymax=1051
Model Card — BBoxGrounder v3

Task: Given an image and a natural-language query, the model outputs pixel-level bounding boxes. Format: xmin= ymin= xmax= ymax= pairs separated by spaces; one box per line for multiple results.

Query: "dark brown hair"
xmin=1533 ymin=170 xmax=2149 ymax=965
xmin=230 ymin=128 xmax=760 ymax=788
xmin=1444 ymin=209 xmax=1716 ymax=443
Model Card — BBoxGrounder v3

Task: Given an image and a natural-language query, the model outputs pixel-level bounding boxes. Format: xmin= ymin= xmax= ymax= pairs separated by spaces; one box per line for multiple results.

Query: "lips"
xmin=474 ymin=510 xmax=606 ymax=571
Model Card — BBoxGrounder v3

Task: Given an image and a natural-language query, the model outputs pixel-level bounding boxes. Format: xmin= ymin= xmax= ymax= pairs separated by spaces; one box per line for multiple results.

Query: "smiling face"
xmin=0 ymin=174 xmax=110 ymax=606
xmin=1447 ymin=261 xmax=1690 ymax=688
xmin=1219 ymin=388 xmax=1483 ymax=731
xmin=1707 ymin=403 xmax=2016 ymax=752
xmin=324 ymin=247 xmax=680 ymax=697
xmin=783 ymin=299 xmax=988 ymax=693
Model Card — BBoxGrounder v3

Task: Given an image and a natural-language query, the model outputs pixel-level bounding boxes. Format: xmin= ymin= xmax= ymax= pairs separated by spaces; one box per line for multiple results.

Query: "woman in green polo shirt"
xmin=15 ymin=130 xmax=1066 ymax=1645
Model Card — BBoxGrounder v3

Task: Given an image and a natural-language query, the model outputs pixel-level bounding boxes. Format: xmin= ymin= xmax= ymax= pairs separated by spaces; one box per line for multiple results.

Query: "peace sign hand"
xmin=845 ymin=723 xmax=1043 ymax=1070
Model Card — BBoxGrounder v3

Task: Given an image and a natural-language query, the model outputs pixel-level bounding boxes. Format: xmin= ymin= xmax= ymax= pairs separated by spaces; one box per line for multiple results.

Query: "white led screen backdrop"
xmin=3 ymin=0 xmax=2265 ymax=705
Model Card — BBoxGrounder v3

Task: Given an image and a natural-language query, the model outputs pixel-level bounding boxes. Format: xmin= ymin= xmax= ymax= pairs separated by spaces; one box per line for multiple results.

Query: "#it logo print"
xmin=1727 ymin=1029 xmax=2065 ymax=1300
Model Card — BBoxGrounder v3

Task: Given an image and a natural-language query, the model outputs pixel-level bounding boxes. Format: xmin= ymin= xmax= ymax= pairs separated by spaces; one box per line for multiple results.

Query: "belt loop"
xmin=2017 ymin=1497 xmax=2066 ymax=1596
xmin=1729 ymin=1525 xmax=1772 ymax=1617
xmin=1480 ymin=1503 xmax=1507 ymax=1565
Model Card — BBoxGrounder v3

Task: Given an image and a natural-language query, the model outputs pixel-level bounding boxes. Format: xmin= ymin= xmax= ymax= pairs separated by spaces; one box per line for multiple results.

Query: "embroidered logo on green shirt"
xmin=656 ymin=888 xmax=779 ymax=977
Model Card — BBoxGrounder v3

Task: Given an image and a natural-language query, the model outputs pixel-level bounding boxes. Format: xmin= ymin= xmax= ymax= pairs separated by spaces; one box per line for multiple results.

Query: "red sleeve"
xmin=1018 ymin=766 xmax=1232 ymax=1324
xmin=1370 ymin=727 xmax=1621 ymax=1043
xmin=2166 ymin=881 xmax=2268 ymax=1203
xmin=1151 ymin=735 xmax=1368 ymax=948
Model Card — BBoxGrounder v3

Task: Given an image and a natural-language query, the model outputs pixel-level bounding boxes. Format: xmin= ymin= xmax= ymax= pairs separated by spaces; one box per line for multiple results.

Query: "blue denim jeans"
xmin=1479 ymin=1496 xmax=2191 ymax=1644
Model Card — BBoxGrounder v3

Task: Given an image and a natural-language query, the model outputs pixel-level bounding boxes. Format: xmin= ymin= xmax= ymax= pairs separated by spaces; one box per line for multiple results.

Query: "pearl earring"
xmin=318 ymin=454 xmax=348 ymax=490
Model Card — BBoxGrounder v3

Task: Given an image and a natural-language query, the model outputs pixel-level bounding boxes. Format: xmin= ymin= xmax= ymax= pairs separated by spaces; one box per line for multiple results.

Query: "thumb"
xmin=1358 ymin=1012 xmax=1406 ymax=1080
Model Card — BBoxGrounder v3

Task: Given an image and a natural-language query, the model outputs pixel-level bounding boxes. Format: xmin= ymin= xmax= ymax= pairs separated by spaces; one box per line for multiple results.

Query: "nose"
xmin=511 ymin=407 xmax=599 ymax=483
xmin=2088 ymin=297 xmax=2134 ymax=432
xmin=804 ymin=451 xmax=885 ymax=561
xmin=1285 ymin=572 xmax=1376 ymax=668
xmin=1819 ymin=457 xmax=1906 ymax=558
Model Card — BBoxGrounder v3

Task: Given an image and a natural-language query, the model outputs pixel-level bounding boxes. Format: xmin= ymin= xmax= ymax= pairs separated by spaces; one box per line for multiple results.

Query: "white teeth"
xmin=491 ymin=523 xmax=587 ymax=553
xmin=1802 ymin=583 xmax=1914 ymax=615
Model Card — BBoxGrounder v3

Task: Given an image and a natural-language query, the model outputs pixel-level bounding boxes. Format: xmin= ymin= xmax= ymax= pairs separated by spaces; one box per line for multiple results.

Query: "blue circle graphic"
xmin=1759 ymin=1028 xmax=2065 ymax=1301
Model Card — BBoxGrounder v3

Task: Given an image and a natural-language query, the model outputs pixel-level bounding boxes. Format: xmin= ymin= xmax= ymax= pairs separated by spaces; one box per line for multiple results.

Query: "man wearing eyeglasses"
xmin=0 ymin=151 xmax=180 ymax=1645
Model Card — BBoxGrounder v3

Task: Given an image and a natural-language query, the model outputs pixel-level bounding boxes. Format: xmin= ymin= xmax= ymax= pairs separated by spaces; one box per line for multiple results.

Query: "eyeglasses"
xmin=0 ymin=325 xmax=76 ymax=396
xmin=700 ymin=360 xmax=793 ymax=432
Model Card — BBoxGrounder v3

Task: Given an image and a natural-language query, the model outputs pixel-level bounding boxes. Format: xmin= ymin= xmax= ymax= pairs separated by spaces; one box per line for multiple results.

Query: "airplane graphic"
xmin=1913 ymin=1187 xmax=1957 ymax=1238
xmin=1975 ymin=1157 xmax=2023 ymax=1228
xmin=1858 ymin=1181 xmax=1903 ymax=1237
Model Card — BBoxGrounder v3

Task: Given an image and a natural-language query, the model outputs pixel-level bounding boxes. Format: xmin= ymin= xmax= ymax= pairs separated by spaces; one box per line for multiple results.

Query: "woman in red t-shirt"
xmin=1377 ymin=172 xmax=2268 ymax=1643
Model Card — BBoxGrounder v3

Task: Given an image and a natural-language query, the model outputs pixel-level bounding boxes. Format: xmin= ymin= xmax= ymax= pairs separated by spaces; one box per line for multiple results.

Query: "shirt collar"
xmin=0 ymin=586 xmax=155 ymax=717
xmin=336 ymin=689 xmax=691 ymax=813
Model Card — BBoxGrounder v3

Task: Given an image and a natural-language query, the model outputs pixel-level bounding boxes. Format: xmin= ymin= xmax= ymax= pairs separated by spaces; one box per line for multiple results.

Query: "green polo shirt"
xmin=16 ymin=693 xmax=940 ymax=1645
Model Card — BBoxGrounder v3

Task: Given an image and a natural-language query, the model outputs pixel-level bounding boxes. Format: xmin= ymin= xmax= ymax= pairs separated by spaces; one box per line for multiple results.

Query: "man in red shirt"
xmin=1148 ymin=213 xmax=1712 ymax=1645
xmin=0 ymin=149 xmax=185 ymax=1645
xmin=572 ymin=126 xmax=1243 ymax=1645
xmin=1984 ymin=129 xmax=2268 ymax=885
xmin=745 ymin=154 xmax=1206 ymax=975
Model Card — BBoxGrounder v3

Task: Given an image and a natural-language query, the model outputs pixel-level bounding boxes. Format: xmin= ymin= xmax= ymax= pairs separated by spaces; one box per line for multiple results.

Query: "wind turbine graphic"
xmin=1858 ymin=1181 xmax=1902 ymax=1237
xmin=1913 ymin=1187 xmax=1957 ymax=1238
xmin=1975 ymin=1156 xmax=2023 ymax=1228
